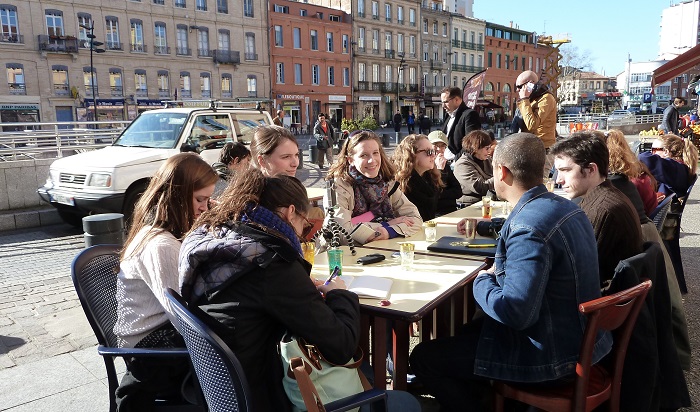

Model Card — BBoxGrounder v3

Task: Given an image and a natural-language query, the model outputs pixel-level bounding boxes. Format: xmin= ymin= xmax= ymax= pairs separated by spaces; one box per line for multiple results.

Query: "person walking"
xmin=313 ymin=113 xmax=335 ymax=169
xmin=393 ymin=110 xmax=403 ymax=134
xmin=660 ymin=97 xmax=686 ymax=136
xmin=406 ymin=110 xmax=416 ymax=134
xmin=441 ymin=86 xmax=481 ymax=161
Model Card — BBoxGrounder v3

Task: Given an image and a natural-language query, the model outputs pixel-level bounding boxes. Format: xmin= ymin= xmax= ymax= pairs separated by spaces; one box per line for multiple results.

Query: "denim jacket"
xmin=473 ymin=185 xmax=612 ymax=382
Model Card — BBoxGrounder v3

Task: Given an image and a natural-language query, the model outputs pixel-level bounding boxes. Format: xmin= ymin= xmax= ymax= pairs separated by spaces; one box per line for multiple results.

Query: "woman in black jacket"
xmin=393 ymin=134 xmax=443 ymax=220
xmin=179 ymin=170 xmax=358 ymax=411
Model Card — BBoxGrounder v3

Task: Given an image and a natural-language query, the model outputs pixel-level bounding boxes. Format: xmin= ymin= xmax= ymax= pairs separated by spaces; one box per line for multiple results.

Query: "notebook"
xmin=427 ymin=236 xmax=497 ymax=257
xmin=340 ymin=275 xmax=393 ymax=300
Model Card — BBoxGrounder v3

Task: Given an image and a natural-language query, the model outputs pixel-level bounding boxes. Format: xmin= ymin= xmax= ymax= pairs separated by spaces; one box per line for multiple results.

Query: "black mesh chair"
xmin=165 ymin=288 xmax=388 ymax=412
xmin=664 ymin=175 xmax=697 ymax=293
xmin=649 ymin=193 xmax=676 ymax=233
xmin=71 ymin=245 xmax=198 ymax=412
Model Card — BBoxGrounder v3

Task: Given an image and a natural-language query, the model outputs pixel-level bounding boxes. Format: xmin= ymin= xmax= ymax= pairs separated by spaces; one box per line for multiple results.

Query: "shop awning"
xmin=653 ymin=43 xmax=700 ymax=86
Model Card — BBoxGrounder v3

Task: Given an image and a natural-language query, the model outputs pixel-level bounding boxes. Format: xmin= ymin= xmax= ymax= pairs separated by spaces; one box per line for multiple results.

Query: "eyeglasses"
xmin=651 ymin=147 xmax=664 ymax=153
xmin=299 ymin=213 xmax=315 ymax=239
xmin=516 ymin=82 xmax=528 ymax=91
xmin=417 ymin=148 xmax=437 ymax=157
xmin=441 ymin=96 xmax=455 ymax=104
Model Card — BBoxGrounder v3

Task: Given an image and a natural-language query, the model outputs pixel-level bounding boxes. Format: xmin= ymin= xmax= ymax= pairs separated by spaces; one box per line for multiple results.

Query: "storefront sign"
xmin=328 ymin=95 xmax=347 ymax=102
xmin=0 ymin=104 xmax=40 ymax=111
xmin=359 ymin=96 xmax=381 ymax=101
xmin=137 ymin=99 xmax=165 ymax=107
xmin=277 ymin=94 xmax=305 ymax=100
xmin=84 ymin=99 xmax=125 ymax=107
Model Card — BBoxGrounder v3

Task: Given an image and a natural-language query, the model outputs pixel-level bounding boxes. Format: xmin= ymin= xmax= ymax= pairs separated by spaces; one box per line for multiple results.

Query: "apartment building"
xmin=449 ymin=15 xmax=484 ymax=93
xmin=482 ymin=22 xmax=552 ymax=116
xmin=0 ymin=0 xmax=269 ymax=124
xmin=269 ymin=0 xmax=352 ymax=130
xmin=419 ymin=0 xmax=452 ymax=121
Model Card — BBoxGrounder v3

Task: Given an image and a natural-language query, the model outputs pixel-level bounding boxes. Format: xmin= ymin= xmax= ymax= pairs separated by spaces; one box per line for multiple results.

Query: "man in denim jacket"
xmin=410 ymin=133 xmax=612 ymax=411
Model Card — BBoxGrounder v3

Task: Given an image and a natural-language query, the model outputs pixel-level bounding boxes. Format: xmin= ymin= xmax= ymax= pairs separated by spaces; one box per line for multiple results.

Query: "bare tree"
xmin=557 ymin=45 xmax=594 ymax=107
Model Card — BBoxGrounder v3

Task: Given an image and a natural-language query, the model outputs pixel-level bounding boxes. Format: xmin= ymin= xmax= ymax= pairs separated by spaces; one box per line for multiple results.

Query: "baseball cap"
xmin=428 ymin=130 xmax=448 ymax=145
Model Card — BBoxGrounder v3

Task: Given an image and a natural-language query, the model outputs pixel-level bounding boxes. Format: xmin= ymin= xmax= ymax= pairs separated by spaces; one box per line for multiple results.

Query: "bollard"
xmin=497 ymin=128 xmax=504 ymax=139
xmin=382 ymin=134 xmax=391 ymax=148
xmin=297 ymin=148 xmax=304 ymax=169
xmin=309 ymin=144 xmax=318 ymax=164
xmin=83 ymin=213 xmax=125 ymax=247
xmin=395 ymin=132 xmax=400 ymax=144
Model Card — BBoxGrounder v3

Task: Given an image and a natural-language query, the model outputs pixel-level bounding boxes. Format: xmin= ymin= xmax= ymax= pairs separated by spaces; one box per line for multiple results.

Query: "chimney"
xmin=510 ymin=21 xmax=513 ymax=27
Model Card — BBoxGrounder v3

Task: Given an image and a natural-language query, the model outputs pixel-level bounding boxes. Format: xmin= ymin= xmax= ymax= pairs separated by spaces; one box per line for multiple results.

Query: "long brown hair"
xmin=605 ymin=129 xmax=642 ymax=178
xmin=393 ymin=134 xmax=443 ymax=193
xmin=250 ymin=125 xmax=298 ymax=171
xmin=122 ymin=153 xmax=218 ymax=259
xmin=326 ymin=130 xmax=396 ymax=183
xmin=195 ymin=168 xmax=309 ymax=230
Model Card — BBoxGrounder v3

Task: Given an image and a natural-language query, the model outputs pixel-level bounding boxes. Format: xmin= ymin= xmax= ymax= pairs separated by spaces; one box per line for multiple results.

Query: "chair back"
xmin=165 ymin=288 xmax=253 ymax=412
xmin=649 ymin=193 xmax=675 ymax=232
xmin=573 ymin=279 xmax=652 ymax=412
xmin=71 ymin=244 xmax=122 ymax=348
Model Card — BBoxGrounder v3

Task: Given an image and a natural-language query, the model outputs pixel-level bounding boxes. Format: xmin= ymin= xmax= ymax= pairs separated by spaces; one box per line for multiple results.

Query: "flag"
xmin=462 ymin=69 xmax=487 ymax=109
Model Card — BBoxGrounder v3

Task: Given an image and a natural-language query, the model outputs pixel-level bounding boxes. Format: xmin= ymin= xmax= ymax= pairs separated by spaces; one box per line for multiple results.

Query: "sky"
xmin=473 ymin=1 xmax=667 ymax=76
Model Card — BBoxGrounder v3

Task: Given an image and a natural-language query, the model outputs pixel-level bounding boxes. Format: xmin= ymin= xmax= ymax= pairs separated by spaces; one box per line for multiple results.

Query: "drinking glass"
xmin=399 ymin=242 xmax=415 ymax=270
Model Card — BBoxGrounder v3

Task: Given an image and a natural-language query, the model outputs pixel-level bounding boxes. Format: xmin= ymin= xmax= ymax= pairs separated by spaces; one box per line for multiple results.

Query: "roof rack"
xmin=162 ymin=99 xmax=267 ymax=111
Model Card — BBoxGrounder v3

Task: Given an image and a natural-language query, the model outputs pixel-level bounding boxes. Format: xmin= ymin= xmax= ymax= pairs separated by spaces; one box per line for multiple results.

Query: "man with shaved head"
xmin=515 ymin=70 xmax=557 ymax=176
xmin=410 ymin=133 xmax=610 ymax=411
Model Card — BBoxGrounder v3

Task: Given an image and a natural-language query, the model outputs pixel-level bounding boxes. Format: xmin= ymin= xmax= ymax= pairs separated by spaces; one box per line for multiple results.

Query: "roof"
xmin=653 ymin=43 xmax=700 ymax=86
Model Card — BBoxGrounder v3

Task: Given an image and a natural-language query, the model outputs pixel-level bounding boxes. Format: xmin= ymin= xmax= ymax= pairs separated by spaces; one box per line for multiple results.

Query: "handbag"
xmin=280 ymin=334 xmax=370 ymax=411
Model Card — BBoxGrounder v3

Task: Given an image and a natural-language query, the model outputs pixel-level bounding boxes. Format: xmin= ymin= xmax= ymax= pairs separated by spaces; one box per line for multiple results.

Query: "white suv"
xmin=38 ymin=102 xmax=272 ymax=225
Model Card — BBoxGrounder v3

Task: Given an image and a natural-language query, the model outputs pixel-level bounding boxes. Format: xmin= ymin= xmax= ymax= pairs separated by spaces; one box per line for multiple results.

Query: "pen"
xmin=467 ymin=244 xmax=496 ymax=248
xmin=324 ymin=266 xmax=341 ymax=285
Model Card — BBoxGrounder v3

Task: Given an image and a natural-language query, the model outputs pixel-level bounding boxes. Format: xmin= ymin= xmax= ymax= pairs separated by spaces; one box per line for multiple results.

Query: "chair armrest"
xmin=324 ymin=389 xmax=387 ymax=412
xmin=97 ymin=345 xmax=189 ymax=357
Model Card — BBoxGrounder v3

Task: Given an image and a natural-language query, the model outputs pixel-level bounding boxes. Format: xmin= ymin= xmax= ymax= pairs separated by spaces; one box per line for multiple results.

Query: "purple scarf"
xmin=348 ymin=165 xmax=395 ymax=220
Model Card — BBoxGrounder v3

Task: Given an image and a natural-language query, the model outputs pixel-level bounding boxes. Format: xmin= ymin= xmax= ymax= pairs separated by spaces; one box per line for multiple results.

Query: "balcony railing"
xmin=198 ymin=48 xmax=212 ymax=57
xmin=358 ymin=11 xmax=365 ymax=17
xmin=54 ymin=84 xmax=70 ymax=96
xmin=135 ymin=89 xmax=148 ymax=97
xmin=430 ymin=60 xmax=443 ymax=70
xmin=372 ymin=14 xmax=379 ymax=20
xmin=409 ymin=21 xmax=416 ymax=27
xmin=248 ymin=91 xmax=257 ymax=97
xmin=357 ymin=81 xmax=381 ymax=91
xmin=385 ymin=17 xmax=392 ymax=22
xmin=158 ymin=89 xmax=170 ymax=98
xmin=385 ymin=49 xmax=395 ymax=59
xmin=372 ymin=48 xmax=379 ymax=54
xmin=176 ymin=47 xmax=192 ymax=56
xmin=423 ymin=85 xmax=442 ymax=95
xmin=130 ymin=43 xmax=147 ymax=53
xmin=397 ymin=19 xmax=404 ymax=25
xmin=212 ymin=49 xmax=240 ymax=64
xmin=380 ymin=82 xmax=396 ymax=92
xmin=1 ymin=34 xmax=23 ymax=43
xmin=357 ymin=45 xmax=365 ymax=52
xmin=38 ymin=35 xmax=79 ymax=53
xmin=451 ymin=64 xmax=484 ymax=72
xmin=8 ymin=83 xmax=26 ymax=95
xmin=111 ymin=85 xmax=123 ymax=96
xmin=202 ymin=90 xmax=211 ymax=98
xmin=244 ymin=52 xmax=258 ymax=60
xmin=180 ymin=89 xmax=192 ymax=98
xmin=154 ymin=45 xmax=170 ymax=55
xmin=106 ymin=41 xmax=122 ymax=50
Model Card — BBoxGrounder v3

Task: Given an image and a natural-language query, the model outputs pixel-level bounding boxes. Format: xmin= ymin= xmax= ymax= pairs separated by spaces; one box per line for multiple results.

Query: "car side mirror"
xmin=180 ymin=142 xmax=198 ymax=153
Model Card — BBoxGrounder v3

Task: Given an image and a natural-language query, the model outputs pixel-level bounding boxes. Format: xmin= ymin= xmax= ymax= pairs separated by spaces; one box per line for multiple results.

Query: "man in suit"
xmin=441 ymin=86 xmax=481 ymax=161
xmin=660 ymin=97 xmax=686 ymax=136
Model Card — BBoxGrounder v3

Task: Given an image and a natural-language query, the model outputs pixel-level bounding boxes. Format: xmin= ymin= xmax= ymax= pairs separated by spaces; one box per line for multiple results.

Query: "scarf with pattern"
xmin=349 ymin=165 xmax=395 ymax=220
xmin=241 ymin=204 xmax=303 ymax=257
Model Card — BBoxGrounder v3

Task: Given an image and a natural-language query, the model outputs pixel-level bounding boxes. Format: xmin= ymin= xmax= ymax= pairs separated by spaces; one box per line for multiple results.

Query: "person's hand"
xmin=656 ymin=192 xmax=666 ymax=203
xmin=518 ymin=82 xmax=532 ymax=100
xmin=387 ymin=216 xmax=415 ymax=226
xmin=435 ymin=154 xmax=447 ymax=170
xmin=317 ymin=277 xmax=347 ymax=294
xmin=457 ymin=218 xmax=467 ymax=235
xmin=366 ymin=227 xmax=389 ymax=242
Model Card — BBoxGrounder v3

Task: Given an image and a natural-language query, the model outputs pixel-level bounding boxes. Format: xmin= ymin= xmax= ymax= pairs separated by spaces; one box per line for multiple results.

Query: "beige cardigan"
xmin=326 ymin=177 xmax=423 ymax=245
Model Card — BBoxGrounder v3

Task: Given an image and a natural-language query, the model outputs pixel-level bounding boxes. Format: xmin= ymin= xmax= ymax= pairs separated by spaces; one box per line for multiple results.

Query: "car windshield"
xmin=113 ymin=112 xmax=187 ymax=148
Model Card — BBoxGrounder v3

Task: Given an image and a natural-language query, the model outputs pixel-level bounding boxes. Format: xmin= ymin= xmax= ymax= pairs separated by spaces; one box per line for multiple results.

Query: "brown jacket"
xmin=517 ymin=91 xmax=557 ymax=148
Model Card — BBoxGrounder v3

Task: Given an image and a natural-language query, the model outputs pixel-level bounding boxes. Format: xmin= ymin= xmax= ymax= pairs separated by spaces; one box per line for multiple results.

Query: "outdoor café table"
xmin=306 ymin=187 xmax=325 ymax=207
xmin=312 ymin=247 xmax=487 ymax=390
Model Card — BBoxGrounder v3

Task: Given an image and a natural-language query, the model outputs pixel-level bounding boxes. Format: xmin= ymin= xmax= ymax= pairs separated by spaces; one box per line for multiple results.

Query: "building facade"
xmin=482 ymin=22 xmax=552 ymax=117
xmin=0 ymin=0 xmax=269 ymax=125
xmin=659 ymin=0 xmax=700 ymax=60
xmin=449 ymin=14 xmax=485 ymax=89
xmin=269 ymin=0 xmax=353 ymax=131
xmin=420 ymin=0 xmax=452 ymax=122
xmin=558 ymin=69 xmax=620 ymax=113
xmin=617 ymin=60 xmax=674 ymax=113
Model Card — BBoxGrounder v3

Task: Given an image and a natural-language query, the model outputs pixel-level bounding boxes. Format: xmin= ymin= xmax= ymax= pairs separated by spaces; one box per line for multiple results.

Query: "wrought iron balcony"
xmin=202 ymin=90 xmax=212 ymax=98
xmin=451 ymin=64 xmax=484 ymax=72
xmin=358 ymin=11 xmax=365 ymax=17
xmin=111 ymin=85 xmax=123 ymax=96
xmin=154 ymin=45 xmax=170 ymax=55
xmin=8 ymin=83 xmax=26 ymax=95
xmin=430 ymin=60 xmax=443 ymax=70
xmin=245 ymin=52 xmax=258 ymax=60
xmin=106 ymin=41 xmax=122 ymax=50
xmin=176 ymin=47 xmax=192 ymax=56
xmin=385 ymin=49 xmax=395 ymax=59
xmin=1 ymin=34 xmax=23 ymax=43
xmin=198 ymin=48 xmax=212 ymax=57
xmin=212 ymin=50 xmax=240 ymax=64
xmin=180 ymin=89 xmax=192 ymax=98
xmin=380 ymin=82 xmax=397 ymax=92
xmin=54 ymin=84 xmax=70 ymax=96
xmin=357 ymin=45 xmax=366 ymax=52
xmin=158 ymin=89 xmax=170 ymax=98
xmin=130 ymin=43 xmax=147 ymax=53
xmin=38 ymin=35 xmax=78 ymax=53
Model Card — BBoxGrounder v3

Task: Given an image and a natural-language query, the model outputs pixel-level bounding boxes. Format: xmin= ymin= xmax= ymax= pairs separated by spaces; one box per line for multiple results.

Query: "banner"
xmin=462 ymin=69 xmax=487 ymax=109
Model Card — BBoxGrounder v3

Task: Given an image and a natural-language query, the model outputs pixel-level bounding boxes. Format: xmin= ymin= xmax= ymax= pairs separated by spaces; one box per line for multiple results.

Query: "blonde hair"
xmin=393 ymin=134 xmax=443 ymax=193
xmin=605 ymin=129 xmax=642 ymax=178
xmin=683 ymin=139 xmax=699 ymax=175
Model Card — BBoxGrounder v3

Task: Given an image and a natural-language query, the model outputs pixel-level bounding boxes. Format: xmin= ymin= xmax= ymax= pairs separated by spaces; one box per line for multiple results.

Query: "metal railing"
xmin=0 ymin=121 xmax=130 ymax=161
xmin=556 ymin=113 xmax=664 ymax=132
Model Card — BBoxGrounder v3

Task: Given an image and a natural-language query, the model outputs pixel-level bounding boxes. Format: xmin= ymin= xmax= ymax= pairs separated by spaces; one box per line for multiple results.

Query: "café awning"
xmin=653 ymin=43 xmax=700 ymax=87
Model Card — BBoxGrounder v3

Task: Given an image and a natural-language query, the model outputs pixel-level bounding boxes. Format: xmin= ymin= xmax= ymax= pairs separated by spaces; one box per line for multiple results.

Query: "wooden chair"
xmin=493 ymin=280 xmax=652 ymax=412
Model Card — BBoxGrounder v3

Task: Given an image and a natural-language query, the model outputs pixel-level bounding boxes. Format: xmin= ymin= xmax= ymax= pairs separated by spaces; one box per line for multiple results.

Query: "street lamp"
xmin=79 ymin=23 xmax=105 ymax=122
xmin=396 ymin=54 xmax=407 ymax=113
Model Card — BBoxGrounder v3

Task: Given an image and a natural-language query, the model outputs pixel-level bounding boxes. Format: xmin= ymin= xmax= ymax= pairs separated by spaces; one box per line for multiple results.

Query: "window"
xmin=505 ymin=54 xmax=509 ymax=69
xmin=293 ymin=28 xmax=301 ymax=48
xmin=274 ymin=4 xmax=289 ymax=13
xmin=372 ymin=29 xmax=378 ymax=51
xmin=487 ymin=52 xmax=492 ymax=67
xmin=343 ymin=67 xmax=350 ymax=86
xmin=105 ymin=17 xmax=120 ymax=49
xmin=300 ymin=9 xmax=307 ymax=16
xmin=295 ymin=63 xmax=302 ymax=84
xmin=478 ymin=32 xmax=483 ymax=44
xmin=384 ymin=65 xmax=391 ymax=83
xmin=409 ymin=35 xmax=415 ymax=55
xmin=397 ymin=6 xmax=403 ymax=23
xmin=342 ymin=34 xmax=349 ymax=53
xmin=130 ymin=19 xmax=145 ymax=52
xmin=244 ymin=0 xmax=254 ymax=17
xmin=358 ymin=28 xmax=365 ymax=49
xmin=276 ymin=62 xmax=285 ymax=83
xmin=83 ymin=67 xmax=95 ymax=95
xmin=513 ymin=55 xmax=517 ymax=70
xmin=274 ymin=25 xmax=283 ymax=47
xmin=221 ymin=74 xmax=232 ymax=97
xmin=442 ymin=23 xmax=447 ymax=36
xmin=327 ymin=32 xmax=333 ymax=52
xmin=470 ymin=53 xmax=475 ymax=66
xmin=196 ymin=0 xmax=207 ymax=11
xmin=200 ymin=73 xmax=211 ymax=97
xmin=175 ymin=0 xmax=186 ymax=7
xmin=358 ymin=62 xmax=366 ymax=81
xmin=372 ymin=64 xmax=379 ymax=82
xmin=180 ymin=72 xmax=191 ymax=98
xmin=328 ymin=66 xmax=335 ymax=85
xmin=358 ymin=0 xmax=365 ymax=16
xmin=247 ymin=75 xmax=257 ymax=97
xmin=176 ymin=25 xmax=189 ymax=55
xmin=45 ymin=10 xmax=64 ymax=37
xmin=385 ymin=4 xmax=391 ymax=22
xmin=197 ymin=28 xmax=210 ymax=57
xmin=154 ymin=22 xmax=167 ymax=54
xmin=245 ymin=33 xmax=256 ymax=60
xmin=153 ymin=0 xmax=164 ymax=4
xmin=496 ymin=53 xmax=501 ymax=68
xmin=432 ymin=21 xmax=437 ymax=35
xmin=107 ymin=68 xmax=122 ymax=96
xmin=52 ymin=65 xmax=69 ymax=95
xmin=0 ymin=5 xmax=19 ymax=42
xmin=77 ymin=14 xmax=91 ymax=48
xmin=409 ymin=8 xmax=415 ymax=26
xmin=218 ymin=29 xmax=230 ymax=51
xmin=423 ymin=43 xmax=428 ymax=61
xmin=397 ymin=33 xmax=403 ymax=54
xmin=331 ymin=14 xmax=341 ymax=21
xmin=217 ymin=0 xmax=228 ymax=13
xmin=371 ymin=1 xmax=378 ymax=18
xmin=409 ymin=67 xmax=415 ymax=84
xmin=312 ymin=65 xmax=319 ymax=85
xmin=135 ymin=70 xmax=147 ymax=96
xmin=158 ymin=71 xmax=169 ymax=95
xmin=385 ymin=32 xmax=391 ymax=52
xmin=310 ymin=30 xmax=318 ymax=50
xmin=423 ymin=19 xmax=428 ymax=34
xmin=6 ymin=64 xmax=25 ymax=95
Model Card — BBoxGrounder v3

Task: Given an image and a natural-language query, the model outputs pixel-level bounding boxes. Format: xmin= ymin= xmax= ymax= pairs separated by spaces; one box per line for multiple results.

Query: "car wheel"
xmin=122 ymin=183 xmax=148 ymax=227
xmin=57 ymin=209 xmax=85 ymax=228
